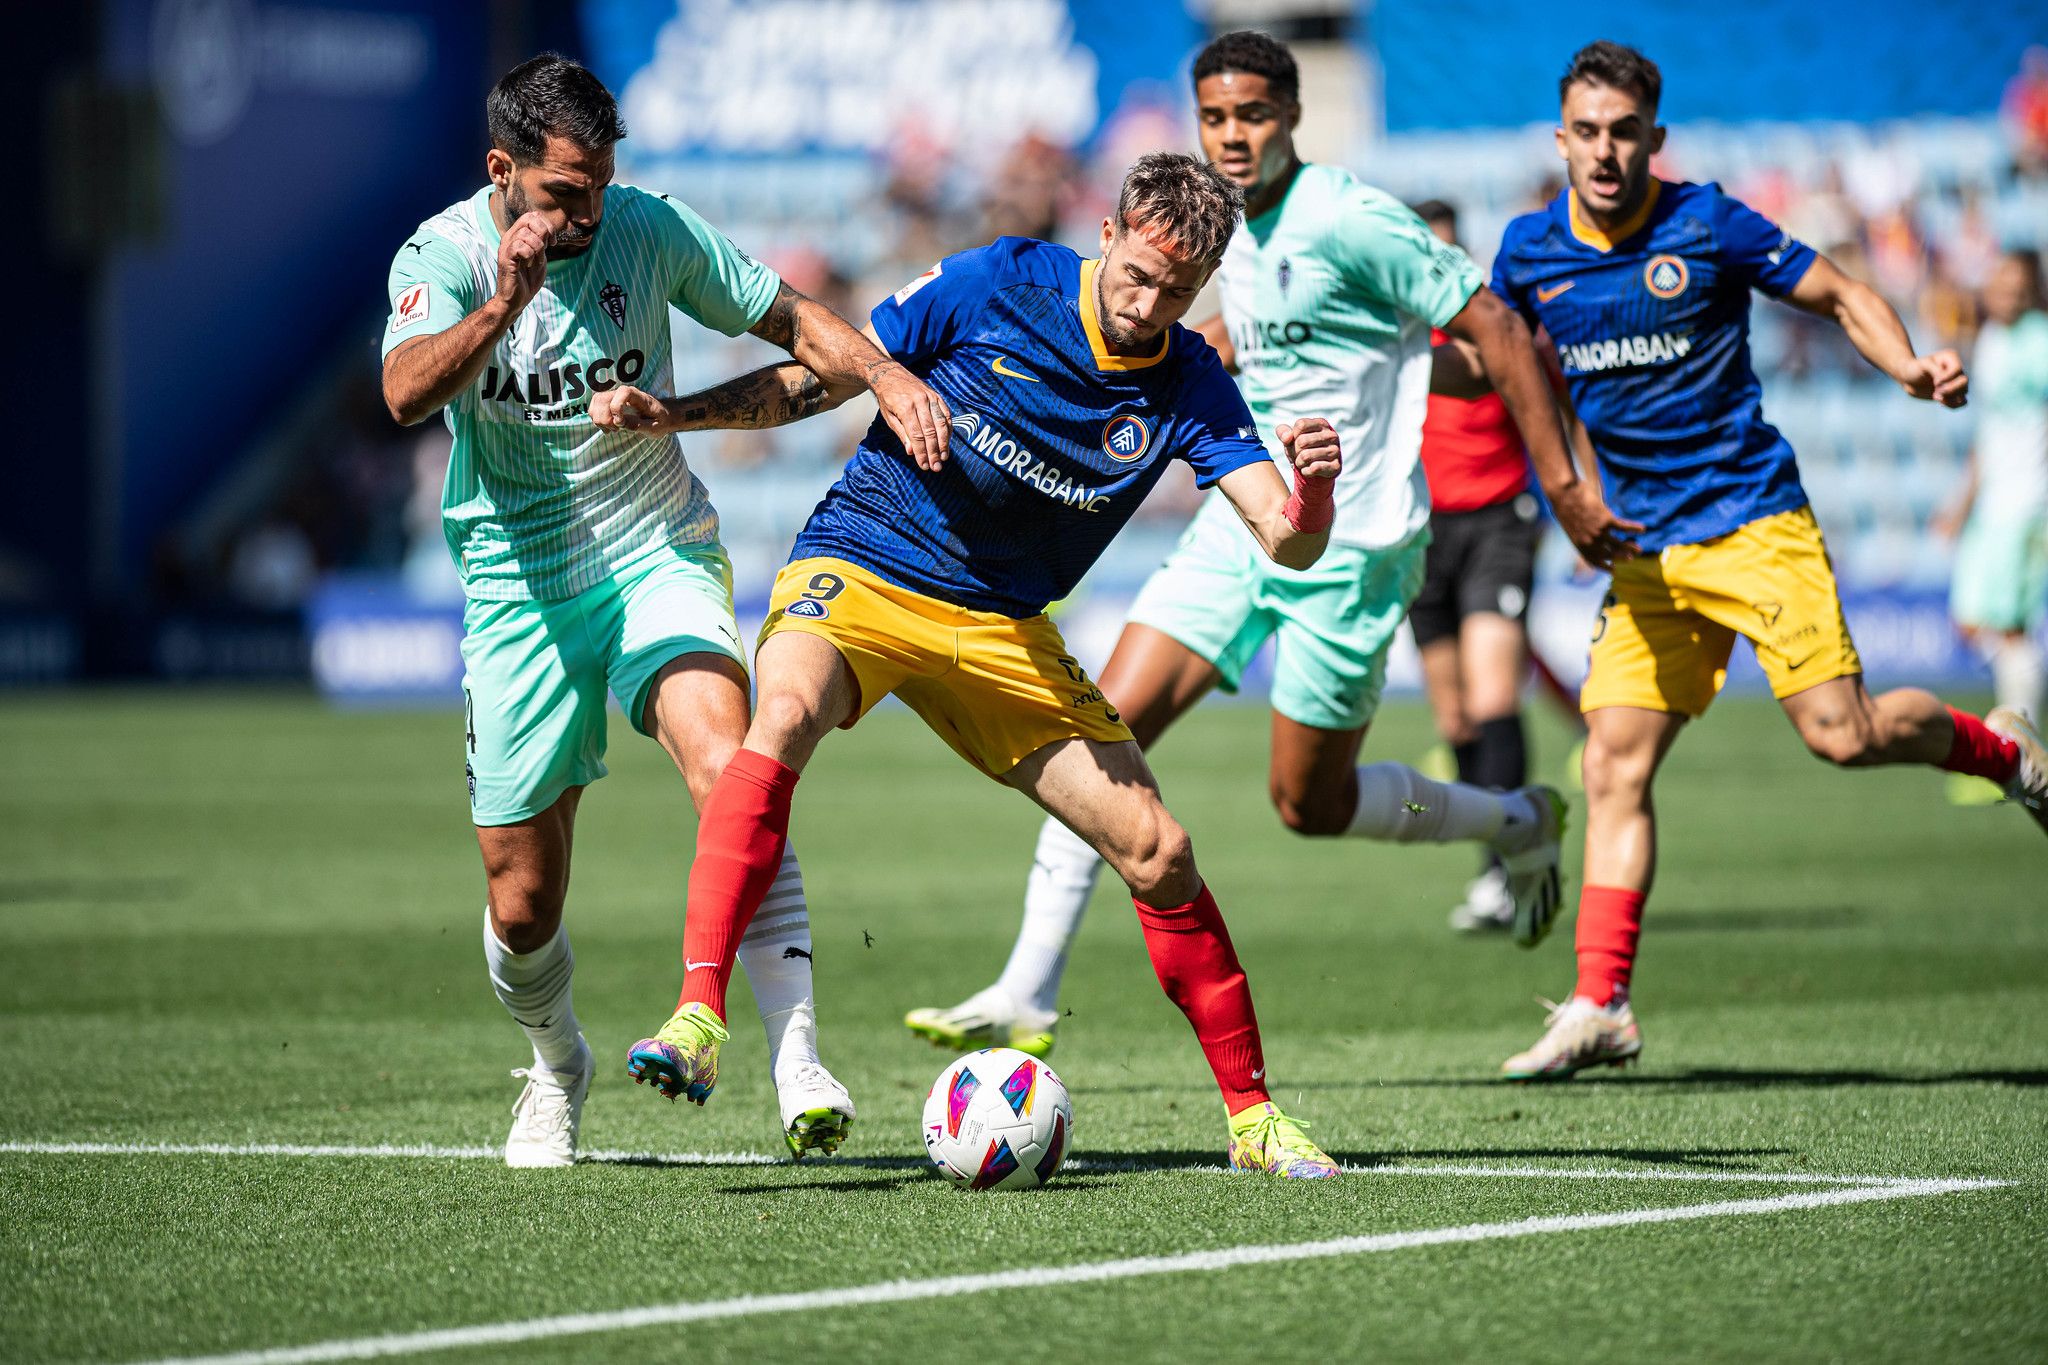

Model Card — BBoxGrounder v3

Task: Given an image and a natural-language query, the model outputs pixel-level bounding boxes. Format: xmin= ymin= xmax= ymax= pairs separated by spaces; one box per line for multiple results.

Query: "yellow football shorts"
xmin=759 ymin=557 xmax=1133 ymax=779
xmin=1581 ymin=505 xmax=1863 ymax=717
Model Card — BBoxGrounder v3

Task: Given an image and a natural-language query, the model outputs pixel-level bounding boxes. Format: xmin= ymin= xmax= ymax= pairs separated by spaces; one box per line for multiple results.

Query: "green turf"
xmin=3 ymin=690 xmax=2044 ymax=1363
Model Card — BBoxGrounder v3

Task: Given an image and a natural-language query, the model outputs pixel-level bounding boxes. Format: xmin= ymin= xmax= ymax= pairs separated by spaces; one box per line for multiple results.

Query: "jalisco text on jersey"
xmin=478 ymin=351 xmax=648 ymax=407
xmin=1555 ymin=331 xmax=1694 ymax=374
xmin=1229 ymin=318 xmax=1318 ymax=354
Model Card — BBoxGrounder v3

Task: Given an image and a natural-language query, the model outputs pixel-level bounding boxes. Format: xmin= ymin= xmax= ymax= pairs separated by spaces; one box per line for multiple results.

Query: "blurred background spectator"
xmin=10 ymin=0 xmax=2046 ymax=696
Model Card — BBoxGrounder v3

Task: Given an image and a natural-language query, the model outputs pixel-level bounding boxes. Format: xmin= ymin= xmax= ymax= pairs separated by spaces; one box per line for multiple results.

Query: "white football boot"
xmin=776 ymin=1061 xmax=857 ymax=1159
xmin=904 ymin=984 xmax=1058 ymax=1058
xmin=1501 ymin=997 xmax=1642 ymax=1081
xmin=1986 ymin=707 xmax=2048 ymax=838
xmin=1447 ymin=865 xmax=1516 ymax=933
xmin=505 ymin=1035 xmax=591 ymax=1168
xmin=1491 ymin=786 xmax=1569 ymax=946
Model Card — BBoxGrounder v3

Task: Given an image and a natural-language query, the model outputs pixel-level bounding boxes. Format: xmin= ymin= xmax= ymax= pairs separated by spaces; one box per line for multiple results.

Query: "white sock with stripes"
xmin=734 ymin=846 xmax=819 ymax=1083
xmin=994 ymin=817 xmax=1102 ymax=1019
xmin=482 ymin=910 xmax=587 ymax=1075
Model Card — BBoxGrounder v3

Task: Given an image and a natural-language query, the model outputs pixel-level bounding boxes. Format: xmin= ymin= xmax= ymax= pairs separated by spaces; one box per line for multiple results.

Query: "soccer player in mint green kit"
xmin=906 ymin=31 xmax=1588 ymax=1059
xmin=1936 ymin=247 xmax=2048 ymax=803
xmin=381 ymin=55 xmax=949 ymax=1166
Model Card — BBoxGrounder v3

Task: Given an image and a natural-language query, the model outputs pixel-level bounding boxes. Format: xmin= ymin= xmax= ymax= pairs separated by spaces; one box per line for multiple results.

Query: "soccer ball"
xmin=921 ymin=1047 xmax=1073 ymax=1190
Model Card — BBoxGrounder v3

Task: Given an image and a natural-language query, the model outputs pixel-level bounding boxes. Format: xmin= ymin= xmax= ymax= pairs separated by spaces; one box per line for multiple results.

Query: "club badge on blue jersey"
xmin=1102 ymin=414 xmax=1150 ymax=463
xmin=1644 ymin=255 xmax=1689 ymax=299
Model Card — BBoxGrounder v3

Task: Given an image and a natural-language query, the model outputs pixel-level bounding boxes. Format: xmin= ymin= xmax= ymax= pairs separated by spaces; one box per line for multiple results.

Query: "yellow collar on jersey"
xmin=1568 ymin=177 xmax=1663 ymax=252
xmin=1079 ymin=258 xmax=1171 ymax=372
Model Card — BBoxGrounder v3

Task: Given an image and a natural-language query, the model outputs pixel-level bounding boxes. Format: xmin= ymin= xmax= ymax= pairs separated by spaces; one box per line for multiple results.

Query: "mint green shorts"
xmin=460 ymin=542 xmax=745 ymax=825
xmin=1950 ymin=514 xmax=2048 ymax=633
xmin=1127 ymin=495 xmax=1429 ymax=732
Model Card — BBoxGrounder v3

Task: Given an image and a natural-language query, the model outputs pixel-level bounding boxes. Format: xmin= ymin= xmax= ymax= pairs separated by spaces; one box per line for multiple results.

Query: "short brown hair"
xmin=1113 ymin=152 xmax=1244 ymax=269
xmin=1560 ymin=40 xmax=1662 ymax=116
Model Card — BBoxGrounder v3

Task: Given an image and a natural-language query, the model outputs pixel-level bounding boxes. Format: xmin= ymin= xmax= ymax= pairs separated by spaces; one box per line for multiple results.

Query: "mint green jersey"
xmin=383 ymin=185 xmax=780 ymax=601
xmin=1971 ymin=311 xmax=2048 ymax=518
xmin=1216 ymin=164 xmax=1483 ymax=550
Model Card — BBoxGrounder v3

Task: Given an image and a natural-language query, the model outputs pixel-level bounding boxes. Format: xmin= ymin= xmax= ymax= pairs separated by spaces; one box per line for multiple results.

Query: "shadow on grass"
xmin=1088 ymin=1066 xmax=2048 ymax=1096
xmin=0 ymin=876 xmax=188 ymax=906
xmin=1649 ymin=906 xmax=1865 ymax=933
xmin=583 ymin=1145 xmax=1805 ymax=1182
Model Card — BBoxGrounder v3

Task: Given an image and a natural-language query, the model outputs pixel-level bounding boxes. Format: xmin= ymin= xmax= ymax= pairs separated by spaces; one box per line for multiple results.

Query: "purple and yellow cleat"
xmin=626 ymin=1002 xmax=729 ymax=1105
xmin=1226 ymin=1101 xmax=1340 ymax=1180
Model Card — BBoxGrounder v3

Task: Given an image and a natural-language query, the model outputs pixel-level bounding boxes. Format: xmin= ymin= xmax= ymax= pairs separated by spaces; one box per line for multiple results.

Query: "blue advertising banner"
xmin=1373 ymin=0 xmax=2048 ymax=131
xmin=98 ymin=0 xmax=488 ymax=593
xmin=580 ymin=0 xmax=1199 ymax=159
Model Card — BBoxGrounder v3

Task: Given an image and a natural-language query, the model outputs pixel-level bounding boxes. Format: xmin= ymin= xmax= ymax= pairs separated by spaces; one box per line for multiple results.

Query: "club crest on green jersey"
xmin=599 ymin=281 xmax=628 ymax=329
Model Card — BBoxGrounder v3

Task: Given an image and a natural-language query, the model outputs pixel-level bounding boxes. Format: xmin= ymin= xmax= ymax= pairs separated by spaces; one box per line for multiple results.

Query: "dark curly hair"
xmin=1191 ymin=30 xmax=1299 ymax=104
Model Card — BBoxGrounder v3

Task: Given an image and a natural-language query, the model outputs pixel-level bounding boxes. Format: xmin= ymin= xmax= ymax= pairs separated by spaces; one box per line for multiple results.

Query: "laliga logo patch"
xmin=390 ymin=283 xmax=431 ymax=334
xmin=1644 ymin=254 xmax=1689 ymax=299
xmin=785 ymin=599 xmax=829 ymax=620
xmin=1102 ymin=414 xmax=1150 ymax=463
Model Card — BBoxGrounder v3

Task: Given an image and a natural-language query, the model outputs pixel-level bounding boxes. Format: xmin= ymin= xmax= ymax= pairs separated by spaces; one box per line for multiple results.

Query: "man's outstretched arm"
xmin=1785 ymin=255 xmax=1968 ymax=407
xmin=1440 ymin=286 xmax=1643 ymax=567
xmin=592 ymin=291 xmax=954 ymax=470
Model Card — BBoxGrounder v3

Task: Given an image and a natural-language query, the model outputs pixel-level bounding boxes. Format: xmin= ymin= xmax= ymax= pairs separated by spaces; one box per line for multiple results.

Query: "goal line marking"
xmin=128 ymin=1176 xmax=2001 ymax=1365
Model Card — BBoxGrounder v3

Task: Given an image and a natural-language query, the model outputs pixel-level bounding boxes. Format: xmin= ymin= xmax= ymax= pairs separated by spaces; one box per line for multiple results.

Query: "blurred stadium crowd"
xmin=198 ymin=44 xmax=2048 ymax=617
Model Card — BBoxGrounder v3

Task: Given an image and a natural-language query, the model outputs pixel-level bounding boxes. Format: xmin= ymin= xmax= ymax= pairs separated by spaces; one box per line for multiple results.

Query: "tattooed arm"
xmin=593 ymin=361 xmax=855 ymax=435
xmin=591 ymin=284 xmax=955 ymax=469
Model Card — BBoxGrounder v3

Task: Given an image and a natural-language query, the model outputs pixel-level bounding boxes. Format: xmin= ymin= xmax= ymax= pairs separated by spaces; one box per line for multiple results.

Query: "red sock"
xmin=676 ymin=750 xmax=799 ymax=1020
xmin=1939 ymin=707 xmax=2020 ymax=783
xmin=1132 ymin=884 xmax=1268 ymax=1112
xmin=1574 ymin=884 xmax=1647 ymax=1006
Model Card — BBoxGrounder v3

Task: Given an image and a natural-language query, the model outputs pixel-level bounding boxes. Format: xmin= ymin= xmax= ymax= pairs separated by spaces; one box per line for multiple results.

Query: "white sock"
xmin=1989 ymin=636 xmax=2047 ymax=720
xmin=1346 ymin=761 xmax=1524 ymax=845
xmin=734 ymin=846 xmax=819 ymax=1083
xmin=995 ymin=817 xmax=1102 ymax=1018
xmin=483 ymin=910 xmax=586 ymax=1075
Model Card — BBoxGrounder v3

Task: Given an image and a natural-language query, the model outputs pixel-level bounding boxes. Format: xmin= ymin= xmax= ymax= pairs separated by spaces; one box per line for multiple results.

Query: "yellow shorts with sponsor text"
xmin=1581 ymin=506 xmax=1863 ymax=718
xmin=759 ymin=558 xmax=1133 ymax=779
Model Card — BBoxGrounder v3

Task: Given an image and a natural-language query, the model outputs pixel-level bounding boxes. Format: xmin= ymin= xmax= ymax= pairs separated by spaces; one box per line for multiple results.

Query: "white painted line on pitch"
xmin=134 ymin=1177 xmax=2003 ymax=1365
xmin=1 ymin=1140 xmax=2010 ymax=1189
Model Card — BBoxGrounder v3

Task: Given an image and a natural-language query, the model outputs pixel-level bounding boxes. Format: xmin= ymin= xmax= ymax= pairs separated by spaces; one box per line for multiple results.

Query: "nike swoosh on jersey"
xmin=990 ymin=355 xmax=1040 ymax=382
xmin=1536 ymin=281 xmax=1576 ymax=302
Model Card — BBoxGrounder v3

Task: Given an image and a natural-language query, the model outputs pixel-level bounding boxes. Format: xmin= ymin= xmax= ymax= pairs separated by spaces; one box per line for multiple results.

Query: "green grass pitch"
xmin=3 ymin=690 xmax=2045 ymax=1362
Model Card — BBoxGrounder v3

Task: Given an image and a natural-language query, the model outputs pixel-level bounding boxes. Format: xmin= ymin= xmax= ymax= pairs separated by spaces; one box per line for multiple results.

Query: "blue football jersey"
xmin=1490 ymin=180 xmax=1818 ymax=550
xmin=791 ymin=237 xmax=1270 ymax=617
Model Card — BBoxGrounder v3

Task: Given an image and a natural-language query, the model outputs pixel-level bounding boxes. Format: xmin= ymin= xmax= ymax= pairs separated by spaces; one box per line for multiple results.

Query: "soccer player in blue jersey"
xmin=1464 ymin=42 xmax=2048 ymax=1078
xmin=595 ymin=154 xmax=1347 ymax=1177
xmin=906 ymin=31 xmax=1587 ymax=1061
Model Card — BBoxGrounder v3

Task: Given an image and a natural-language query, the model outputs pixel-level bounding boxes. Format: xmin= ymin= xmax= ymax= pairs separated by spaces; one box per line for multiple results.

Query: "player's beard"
xmin=505 ymin=181 xmax=600 ymax=259
xmin=1092 ymin=272 xmax=1154 ymax=350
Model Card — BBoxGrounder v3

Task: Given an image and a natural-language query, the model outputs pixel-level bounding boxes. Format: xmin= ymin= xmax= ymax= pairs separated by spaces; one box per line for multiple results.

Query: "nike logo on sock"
xmin=1251 ymin=1067 xmax=1266 ymax=1079
xmin=512 ymin=1015 xmax=556 ymax=1029
xmin=686 ymin=960 xmax=718 ymax=972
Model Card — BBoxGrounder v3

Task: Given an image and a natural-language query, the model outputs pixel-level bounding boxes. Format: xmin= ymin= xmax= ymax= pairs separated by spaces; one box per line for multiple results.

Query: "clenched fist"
xmin=494 ymin=211 xmax=554 ymax=315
